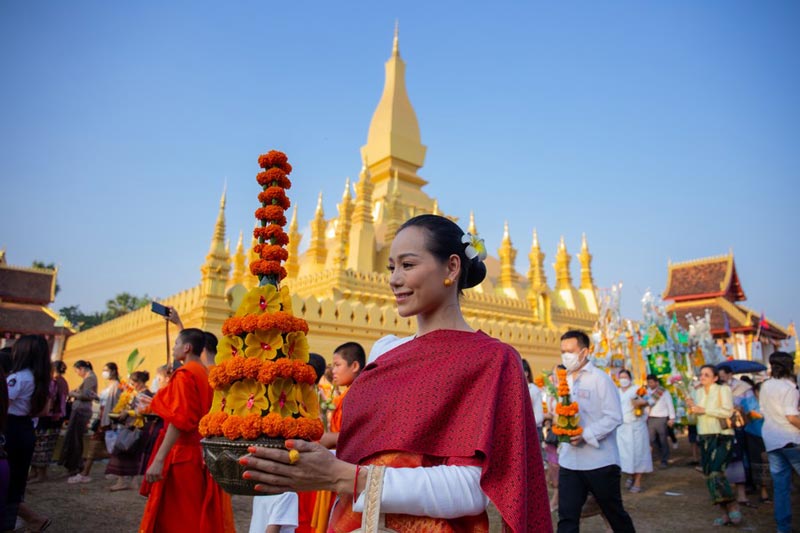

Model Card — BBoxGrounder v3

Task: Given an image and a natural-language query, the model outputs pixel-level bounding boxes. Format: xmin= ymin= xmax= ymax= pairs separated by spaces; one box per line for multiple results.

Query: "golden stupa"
xmin=62 ymin=29 xmax=599 ymax=378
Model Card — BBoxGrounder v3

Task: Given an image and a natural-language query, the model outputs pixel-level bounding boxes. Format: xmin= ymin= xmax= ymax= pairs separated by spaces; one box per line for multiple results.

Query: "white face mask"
xmin=561 ymin=351 xmax=582 ymax=372
xmin=102 ymin=371 xmax=110 ymax=380
xmin=619 ymin=378 xmax=631 ymax=388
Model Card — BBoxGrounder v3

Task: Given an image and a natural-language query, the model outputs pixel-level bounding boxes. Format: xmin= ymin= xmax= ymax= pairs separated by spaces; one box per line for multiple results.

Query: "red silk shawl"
xmin=336 ymin=329 xmax=552 ymax=532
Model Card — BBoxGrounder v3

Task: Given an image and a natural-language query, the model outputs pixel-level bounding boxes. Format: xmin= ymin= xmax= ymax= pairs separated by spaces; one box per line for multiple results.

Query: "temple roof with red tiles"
xmin=0 ymin=303 xmax=72 ymax=337
xmin=0 ymin=262 xmax=57 ymax=305
xmin=662 ymin=254 xmax=745 ymax=302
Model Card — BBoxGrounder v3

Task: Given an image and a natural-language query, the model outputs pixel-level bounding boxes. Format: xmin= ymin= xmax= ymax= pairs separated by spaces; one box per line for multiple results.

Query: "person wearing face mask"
xmin=615 ymin=369 xmax=652 ymax=493
xmin=557 ymin=330 xmax=635 ymax=533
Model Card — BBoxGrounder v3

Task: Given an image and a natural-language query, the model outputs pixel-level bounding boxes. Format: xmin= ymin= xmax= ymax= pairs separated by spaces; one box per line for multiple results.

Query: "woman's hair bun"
xmin=464 ymin=256 xmax=487 ymax=289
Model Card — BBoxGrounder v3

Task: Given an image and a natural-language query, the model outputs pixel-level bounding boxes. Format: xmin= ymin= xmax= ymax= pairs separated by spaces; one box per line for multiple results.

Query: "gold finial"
xmin=220 ymin=181 xmax=227 ymax=209
xmin=393 ymin=20 xmax=399 ymax=56
xmin=559 ymin=235 xmax=566 ymax=251
xmin=315 ymin=191 xmax=324 ymax=216
xmin=468 ymin=211 xmax=477 ymax=235
xmin=289 ymin=205 xmax=299 ymax=231
xmin=581 ymin=233 xmax=588 ymax=251
xmin=503 ymin=220 xmax=510 ymax=241
xmin=342 ymin=177 xmax=352 ymax=200
xmin=532 ymin=228 xmax=540 ymax=249
xmin=236 ymin=231 xmax=244 ymax=253
xmin=431 ymin=199 xmax=440 ymax=216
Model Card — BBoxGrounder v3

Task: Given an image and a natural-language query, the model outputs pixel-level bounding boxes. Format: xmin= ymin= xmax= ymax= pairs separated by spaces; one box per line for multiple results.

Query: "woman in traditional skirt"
xmin=29 ymin=361 xmax=68 ymax=484
xmin=688 ymin=364 xmax=743 ymax=526
xmin=616 ymin=369 xmax=653 ymax=493
xmin=106 ymin=371 xmax=153 ymax=491
xmin=60 ymin=360 xmax=97 ymax=483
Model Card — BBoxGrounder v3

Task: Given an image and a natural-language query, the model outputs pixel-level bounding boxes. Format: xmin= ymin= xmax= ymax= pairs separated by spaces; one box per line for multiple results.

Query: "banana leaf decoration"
xmin=126 ymin=348 xmax=145 ymax=376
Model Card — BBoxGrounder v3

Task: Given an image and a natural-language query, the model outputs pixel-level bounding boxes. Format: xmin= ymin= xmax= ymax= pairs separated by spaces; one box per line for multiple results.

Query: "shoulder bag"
xmin=352 ymin=465 xmax=398 ymax=533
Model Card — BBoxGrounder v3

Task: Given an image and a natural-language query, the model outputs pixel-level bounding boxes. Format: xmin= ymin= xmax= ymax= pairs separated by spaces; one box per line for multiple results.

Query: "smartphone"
xmin=151 ymin=301 xmax=170 ymax=317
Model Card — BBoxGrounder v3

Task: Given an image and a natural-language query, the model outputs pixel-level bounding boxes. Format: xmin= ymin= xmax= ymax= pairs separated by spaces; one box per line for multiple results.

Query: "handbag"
xmin=113 ymin=427 xmax=142 ymax=454
xmin=351 ymin=465 xmax=398 ymax=533
xmin=714 ymin=387 xmax=744 ymax=432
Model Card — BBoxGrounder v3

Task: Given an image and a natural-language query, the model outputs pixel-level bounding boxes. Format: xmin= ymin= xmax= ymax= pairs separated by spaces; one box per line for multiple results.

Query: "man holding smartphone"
xmin=163 ymin=306 xmax=218 ymax=368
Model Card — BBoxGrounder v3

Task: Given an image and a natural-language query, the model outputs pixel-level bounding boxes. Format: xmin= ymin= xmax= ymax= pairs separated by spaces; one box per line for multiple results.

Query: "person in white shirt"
xmin=759 ymin=351 xmax=800 ymax=533
xmin=616 ymin=369 xmax=652 ymax=493
xmin=521 ymin=359 xmax=544 ymax=432
xmin=557 ymin=330 xmax=635 ymax=533
xmin=645 ymin=374 xmax=675 ymax=467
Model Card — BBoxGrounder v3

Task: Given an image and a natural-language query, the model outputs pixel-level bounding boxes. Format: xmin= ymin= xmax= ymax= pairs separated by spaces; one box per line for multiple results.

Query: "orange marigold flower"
xmin=255 ymin=205 xmax=286 ymax=222
xmin=241 ymin=314 xmax=260 ymax=333
xmin=253 ymin=244 xmax=289 ymax=262
xmin=207 ymin=412 xmax=229 ymax=436
xmin=250 ymin=260 xmax=287 ymax=280
xmin=292 ymin=364 xmax=316 ymax=385
xmin=256 ymin=171 xmax=292 ymax=189
xmin=240 ymin=414 xmax=263 ymax=440
xmin=258 ymin=361 xmax=278 ymax=384
xmin=281 ymin=417 xmax=300 ymax=439
xmin=221 ymin=415 xmax=242 ymax=440
xmin=199 ymin=414 xmax=211 ymax=437
xmin=226 ymin=356 xmax=248 ymax=383
xmin=258 ymin=150 xmax=289 ymax=169
xmin=243 ymin=357 xmax=263 ymax=380
xmin=261 ymin=413 xmax=283 ymax=437
xmin=209 ymin=365 xmax=228 ymax=389
xmin=258 ymin=187 xmax=291 ymax=210
xmin=534 ymin=375 xmax=545 ymax=388
xmin=253 ymin=225 xmax=290 ymax=246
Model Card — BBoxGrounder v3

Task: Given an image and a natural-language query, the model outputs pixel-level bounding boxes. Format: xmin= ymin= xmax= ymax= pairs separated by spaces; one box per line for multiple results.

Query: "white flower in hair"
xmin=461 ymin=233 xmax=487 ymax=261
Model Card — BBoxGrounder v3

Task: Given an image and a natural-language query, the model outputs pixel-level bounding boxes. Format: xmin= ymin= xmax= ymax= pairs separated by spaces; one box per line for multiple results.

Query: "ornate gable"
xmin=662 ymin=253 xmax=745 ymax=302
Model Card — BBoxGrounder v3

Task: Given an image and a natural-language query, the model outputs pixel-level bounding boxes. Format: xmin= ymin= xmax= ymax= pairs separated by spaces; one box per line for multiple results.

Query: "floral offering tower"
xmin=552 ymin=367 xmax=583 ymax=443
xmin=200 ymin=150 xmax=324 ymax=495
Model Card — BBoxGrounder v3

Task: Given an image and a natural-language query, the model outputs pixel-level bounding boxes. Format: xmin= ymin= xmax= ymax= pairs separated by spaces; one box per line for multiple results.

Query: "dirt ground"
xmin=18 ymin=432 xmax=800 ymax=532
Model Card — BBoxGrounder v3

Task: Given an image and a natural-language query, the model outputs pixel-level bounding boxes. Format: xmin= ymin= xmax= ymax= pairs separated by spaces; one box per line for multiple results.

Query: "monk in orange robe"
xmin=139 ymin=328 xmax=234 ymax=533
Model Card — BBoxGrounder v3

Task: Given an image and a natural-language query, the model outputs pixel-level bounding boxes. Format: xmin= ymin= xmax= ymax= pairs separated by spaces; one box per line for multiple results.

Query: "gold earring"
xmin=443 ymin=278 xmax=453 ymax=287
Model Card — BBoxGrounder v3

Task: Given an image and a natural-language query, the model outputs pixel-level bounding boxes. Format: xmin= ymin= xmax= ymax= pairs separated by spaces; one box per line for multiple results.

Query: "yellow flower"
xmin=236 ymin=285 xmax=280 ymax=317
xmin=244 ymin=329 xmax=284 ymax=360
xmin=284 ymin=331 xmax=309 ymax=363
xmin=296 ymin=383 xmax=320 ymax=419
xmin=268 ymin=378 xmax=298 ymax=418
xmin=279 ymin=285 xmax=294 ymax=315
xmin=216 ymin=335 xmax=244 ymax=364
xmin=210 ymin=388 xmax=230 ymax=414
xmin=228 ymin=379 xmax=268 ymax=417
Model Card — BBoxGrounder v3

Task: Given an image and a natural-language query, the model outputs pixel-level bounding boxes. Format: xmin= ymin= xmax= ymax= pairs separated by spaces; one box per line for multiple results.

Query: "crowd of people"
xmin=1 ymin=213 xmax=798 ymax=533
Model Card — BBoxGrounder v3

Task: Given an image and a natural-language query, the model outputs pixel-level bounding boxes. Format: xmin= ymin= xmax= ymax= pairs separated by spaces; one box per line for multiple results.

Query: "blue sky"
xmin=1 ymin=1 xmax=798 ymax=328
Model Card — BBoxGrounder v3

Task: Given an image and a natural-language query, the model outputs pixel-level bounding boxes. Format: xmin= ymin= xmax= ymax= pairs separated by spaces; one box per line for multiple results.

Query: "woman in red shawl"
xmin=241 ymin=214 xmax=552 ymax=532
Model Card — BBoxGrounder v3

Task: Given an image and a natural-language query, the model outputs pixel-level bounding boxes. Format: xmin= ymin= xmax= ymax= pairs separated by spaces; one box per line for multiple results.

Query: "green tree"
xmin=32 ymin=260 xmax=60 ymax=296
xmin=104 ymin=292 xmax=150 ymax=319
xmin=58 ymin=305 xmax=104 ymax=331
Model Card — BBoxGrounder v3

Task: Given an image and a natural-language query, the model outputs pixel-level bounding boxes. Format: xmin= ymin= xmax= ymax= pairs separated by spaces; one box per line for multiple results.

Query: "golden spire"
xmin=527 ymin=228 xmax=548 ymax=292
xmin=498 ymin=221 xmax=517 ymax=288
xmin=361 ymin=26 xmax=427 ymax=183
xmin=244 ymin=224 xmax=259 ymax=290
xmin=347 ymin=161 xmax=376 ymax=272
xmin=468 ymin=211 xmax=478 ymax=235
xmin=393 ymin=19 xmax=399 ymax=57
xmin=554 ymin=235 xmax=573 ymax=290
xmin=286 ymin=206 xmax=301 ymax=278
xmin=384 ymin=170 xmax=402 ymax=244
xmin=309 ymin=192 xmax=327 ymax=265
xmin=577 ymin=233 xmax=594 ymax=290
xmin=201 ymin=186 xmax=231 ymax=296
xmin=333 ymin=178 xmax=354 ymax=269
xmin=431 ymin=199 xmax=440 ymax=216
xmin=231 ymin=231 xmax=247 ymax=285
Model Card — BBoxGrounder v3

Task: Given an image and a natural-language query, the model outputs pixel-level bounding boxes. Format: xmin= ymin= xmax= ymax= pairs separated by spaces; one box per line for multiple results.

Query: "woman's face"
xmin=388 ymin=226 xmax=454 ymax=318
xmin=331 ymin=352 xmax=358 ymax=387
xmin=699 ymin=367 xmax=717 ymax=386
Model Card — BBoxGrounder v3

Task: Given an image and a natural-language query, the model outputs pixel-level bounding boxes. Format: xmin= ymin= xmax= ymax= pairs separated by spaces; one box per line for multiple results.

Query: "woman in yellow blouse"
xmin=687 ymin=364 xmax=742 ymax=526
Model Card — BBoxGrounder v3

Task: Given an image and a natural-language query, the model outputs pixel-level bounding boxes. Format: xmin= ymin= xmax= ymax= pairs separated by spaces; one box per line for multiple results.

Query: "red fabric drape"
xmin=335 ymin=330 xmax=551 ymax=532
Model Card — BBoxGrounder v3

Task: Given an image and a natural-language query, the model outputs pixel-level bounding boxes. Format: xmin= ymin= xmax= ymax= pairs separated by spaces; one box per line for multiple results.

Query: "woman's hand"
xmin=240 ymin=439 xmax=355 ymax=495
xmin=146 ymin=458 xmax=164 ymax=483
xmin=690 ymin=405 xmax=705 ymax=414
